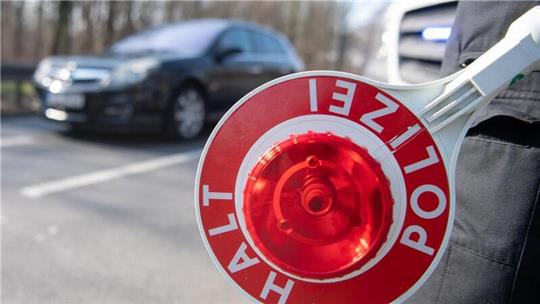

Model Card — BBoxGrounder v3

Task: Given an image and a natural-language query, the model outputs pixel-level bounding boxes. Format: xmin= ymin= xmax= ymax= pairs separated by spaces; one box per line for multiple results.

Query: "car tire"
xmin=166 ymin=85 xmax=206 ymax=140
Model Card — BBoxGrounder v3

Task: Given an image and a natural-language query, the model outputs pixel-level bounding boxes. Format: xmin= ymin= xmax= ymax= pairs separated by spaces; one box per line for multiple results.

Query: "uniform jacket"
xmin=408 ymin=2 xmax=540 ymax=303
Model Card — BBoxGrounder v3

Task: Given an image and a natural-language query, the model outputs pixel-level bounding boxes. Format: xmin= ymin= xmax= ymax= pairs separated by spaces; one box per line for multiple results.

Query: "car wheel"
xmin=167 ymin=85 xmax=206 ymax=139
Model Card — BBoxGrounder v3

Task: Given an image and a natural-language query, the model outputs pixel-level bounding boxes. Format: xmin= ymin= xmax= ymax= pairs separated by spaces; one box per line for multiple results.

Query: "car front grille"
xmin=398 ymin=1 xmax=457 ymax=83
xmin=70 ymin=68 xmax=111 ymax=84
xmin=46 ymin=64 xmax=112 ymax=91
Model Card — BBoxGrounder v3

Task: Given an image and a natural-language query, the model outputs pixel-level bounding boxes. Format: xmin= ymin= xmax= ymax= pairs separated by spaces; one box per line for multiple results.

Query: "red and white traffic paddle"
xmin=195 ymin=7 xmax=540 ymax=304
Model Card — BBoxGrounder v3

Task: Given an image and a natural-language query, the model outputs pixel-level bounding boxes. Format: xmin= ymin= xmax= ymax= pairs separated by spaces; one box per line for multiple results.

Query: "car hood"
xmin=34 ymin=52 xmax=201 ymax=93
xmin=43 ymin=52 xmax=196 ymax=70
xmin=45 ymin=55 xmax=122 ymax=70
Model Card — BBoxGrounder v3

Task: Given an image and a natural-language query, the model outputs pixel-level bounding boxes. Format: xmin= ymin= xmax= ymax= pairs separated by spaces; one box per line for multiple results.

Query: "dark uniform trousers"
xmin=407 ymin=2 xmax=540 ymax=303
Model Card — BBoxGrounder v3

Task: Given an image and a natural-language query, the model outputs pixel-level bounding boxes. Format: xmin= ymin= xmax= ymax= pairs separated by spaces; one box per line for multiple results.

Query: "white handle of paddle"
xmin=419 ymin=6 xmax=540 ymax=133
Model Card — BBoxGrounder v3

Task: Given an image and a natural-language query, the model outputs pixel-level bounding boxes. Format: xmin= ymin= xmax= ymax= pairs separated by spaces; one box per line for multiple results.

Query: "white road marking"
xmin=20 ymin=149 xmax=202 ymax=198
xmin=1 ymin=135 xmax=34 ymax=148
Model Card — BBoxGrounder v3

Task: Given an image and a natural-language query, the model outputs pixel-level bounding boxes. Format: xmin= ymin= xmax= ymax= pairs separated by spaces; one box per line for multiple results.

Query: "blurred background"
xmin=1 ymin=0 xmax=456 ymax=303
xmin=1 ymin=0 xmax=387 ymax=115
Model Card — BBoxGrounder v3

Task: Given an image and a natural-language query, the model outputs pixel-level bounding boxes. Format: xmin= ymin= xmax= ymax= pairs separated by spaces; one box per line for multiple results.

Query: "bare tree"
xmin=1 ymin=1 xmax=14 ymax=61
xmin=180 ymin=1 xmax=203 ymax=19
xmin=136 ymin=1 xmax=158 ymax=28
xmin=79 ymin=2 xmax=95 ymax=53
xmin=51 ymin=0 xmax=73 ymax=55
xmin=13 ymin=1 xmax=25 ymax=61
xmin=104 ymin=1 xmax=118 ymax=48
xmin=165 ymin=1 xmax=182 ymax=22
xmin=119 ymin=1 xmax=136 ymax=39
xmin=334 ymin=1 xmax=353 ymax=70
xmin=34 ymin=1 xmax=45 ymax=59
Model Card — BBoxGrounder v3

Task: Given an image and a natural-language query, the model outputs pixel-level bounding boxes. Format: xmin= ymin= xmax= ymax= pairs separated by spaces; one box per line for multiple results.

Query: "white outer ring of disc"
xmin=234 ymin=114 xmax=407 ymax=284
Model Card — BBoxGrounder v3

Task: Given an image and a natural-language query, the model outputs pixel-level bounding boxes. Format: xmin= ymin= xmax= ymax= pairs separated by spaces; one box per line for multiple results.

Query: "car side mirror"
xmin=215 ymin=47 xmax=243 ymax=62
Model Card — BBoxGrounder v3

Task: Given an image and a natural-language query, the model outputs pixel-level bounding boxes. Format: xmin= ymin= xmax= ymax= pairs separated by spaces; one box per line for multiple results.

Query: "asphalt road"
xmin=1 ymin=115 xmax=246 ymax=303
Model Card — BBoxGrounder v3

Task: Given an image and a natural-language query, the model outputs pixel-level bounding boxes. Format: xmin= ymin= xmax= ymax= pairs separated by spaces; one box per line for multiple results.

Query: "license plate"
xmin=47 ymin=93 xmax=85 ymax=109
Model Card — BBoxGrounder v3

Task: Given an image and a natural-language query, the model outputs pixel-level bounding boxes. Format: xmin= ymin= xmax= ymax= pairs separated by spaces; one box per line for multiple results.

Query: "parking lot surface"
xmin=1 ymin=115 xmax=246 ymax=303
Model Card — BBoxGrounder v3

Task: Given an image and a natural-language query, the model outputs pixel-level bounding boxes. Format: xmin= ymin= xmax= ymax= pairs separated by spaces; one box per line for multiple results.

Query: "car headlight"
xmin=33 ymin=59 xmax=52 ymax=84
xmin=102 ymin=58 xmax=159 ymax=88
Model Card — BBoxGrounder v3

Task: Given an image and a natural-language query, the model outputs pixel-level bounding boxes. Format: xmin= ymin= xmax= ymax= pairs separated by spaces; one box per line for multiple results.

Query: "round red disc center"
xmin=242 ymin=132 xmax=394 ymax=279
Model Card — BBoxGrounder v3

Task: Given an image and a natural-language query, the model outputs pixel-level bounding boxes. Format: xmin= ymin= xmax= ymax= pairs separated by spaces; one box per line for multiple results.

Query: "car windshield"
xmin=109 ymin=21 xmax=226 ymax=56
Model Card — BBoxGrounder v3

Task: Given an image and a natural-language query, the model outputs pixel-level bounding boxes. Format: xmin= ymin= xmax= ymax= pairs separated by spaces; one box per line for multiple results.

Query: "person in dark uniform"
xmin=408 ymin=1 xmax=540 ymax=303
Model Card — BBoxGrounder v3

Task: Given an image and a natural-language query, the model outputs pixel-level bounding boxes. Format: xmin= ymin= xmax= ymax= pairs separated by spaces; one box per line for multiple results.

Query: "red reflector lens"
xmin=243 ymin=132 xmax=393 ymax=279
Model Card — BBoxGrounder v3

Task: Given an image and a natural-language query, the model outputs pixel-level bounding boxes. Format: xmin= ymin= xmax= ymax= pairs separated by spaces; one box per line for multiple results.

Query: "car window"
xmin=218 ymin=29 xmax=252 ymax=53
xmin=251 ymin=32 xmax=285 ymax=54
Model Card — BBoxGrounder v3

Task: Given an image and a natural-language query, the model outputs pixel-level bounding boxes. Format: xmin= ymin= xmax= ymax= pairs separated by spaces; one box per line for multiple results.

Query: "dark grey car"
xmin=33 ymin=19 xmax=304 ymax=139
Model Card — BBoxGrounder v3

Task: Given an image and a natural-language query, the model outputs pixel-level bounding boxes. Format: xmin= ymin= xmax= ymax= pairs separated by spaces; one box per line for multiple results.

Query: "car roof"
xmin=153 ymin=19 xmax=230 ymax=32
xmin=157 ymin=18 xmax=284 ymax=39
